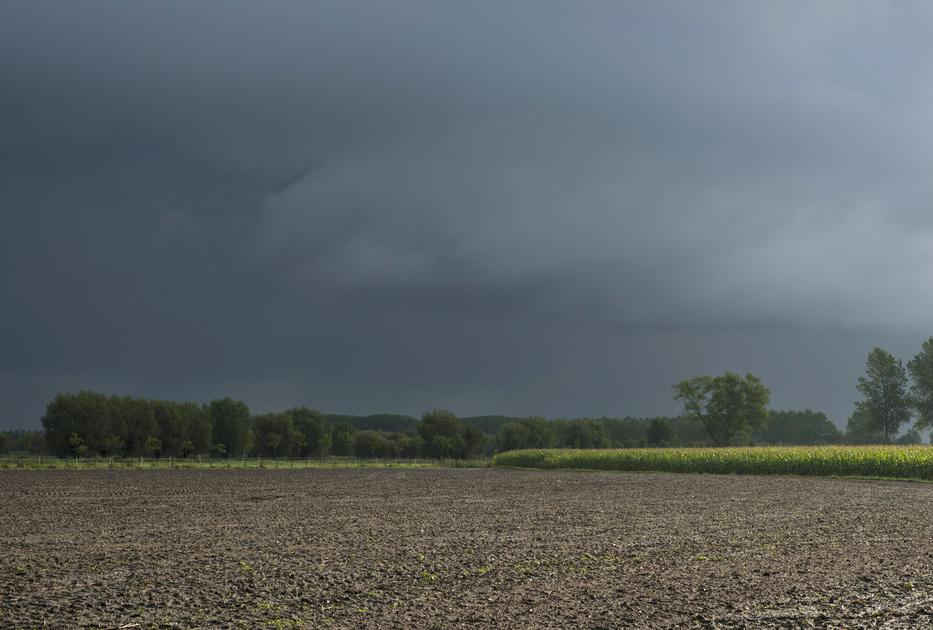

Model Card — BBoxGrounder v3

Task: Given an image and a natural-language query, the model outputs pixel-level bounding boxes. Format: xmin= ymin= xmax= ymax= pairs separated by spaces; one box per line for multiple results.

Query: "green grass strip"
xmin=0 ymin=457 xmax=491 ymax=471
xmin=493 ymin=446 xmax=933 ymax=480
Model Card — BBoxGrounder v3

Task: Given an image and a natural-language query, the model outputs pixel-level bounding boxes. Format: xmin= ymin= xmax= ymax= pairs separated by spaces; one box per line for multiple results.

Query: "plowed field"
xmin=2 ymin=469 xmax=933 ymax=628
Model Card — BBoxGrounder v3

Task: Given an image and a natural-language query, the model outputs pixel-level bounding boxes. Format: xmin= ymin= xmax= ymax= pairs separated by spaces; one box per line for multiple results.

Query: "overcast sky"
xmin=3 ymin=1 xmax=933 ymax=429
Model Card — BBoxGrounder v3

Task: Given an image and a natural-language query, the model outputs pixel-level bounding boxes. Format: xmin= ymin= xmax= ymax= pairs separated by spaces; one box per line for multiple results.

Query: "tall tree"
xmin=908 ymin=337 xmax=933 ymax=431
xmin=856 ymin=347 xmax=911 ymax=444
xmin=462 ymin=425 xmax=487 ymax=457
xmin=185 ymin=403 xmax=213 ymax=455
xmin=330 ymin=423 xmax=356 ymax=456
xmin=496 ymin=417 xmax=556 ymax=452
xmin=253 ymin=412 xmax=298 ymax=458
xmin=418 ymin=409 xmax=462 ymax=458
xmin=673 ymin=372 xmax=771 ymax=446
xmin=119 ymin=396 xmax=157 ymax=456
xmin=290 ymin=407 xmax=331 ymax=458
xmin=209 ymin=398 xmax=251 ymax=458
xmin=153 ymin=400 xmax=185 ymax=457
xmin=417 ymin=409 xmax=484 ymax=458
xmin=42 ymin=391 xmax=115 ymax=457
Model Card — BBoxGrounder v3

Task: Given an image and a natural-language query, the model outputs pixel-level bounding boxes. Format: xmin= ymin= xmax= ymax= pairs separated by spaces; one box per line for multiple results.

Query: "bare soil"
xmin=2 ymin=469 xmax=933 ymax=628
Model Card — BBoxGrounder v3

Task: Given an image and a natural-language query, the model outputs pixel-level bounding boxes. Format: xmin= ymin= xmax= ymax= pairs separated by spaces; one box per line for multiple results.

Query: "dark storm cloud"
xmin=3 ymin=1 xmax=933 ymax=427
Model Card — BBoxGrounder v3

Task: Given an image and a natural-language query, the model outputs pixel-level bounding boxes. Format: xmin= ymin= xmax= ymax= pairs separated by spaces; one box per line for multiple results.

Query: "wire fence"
xmin=0 ymin=456 xmax=492 ymax=470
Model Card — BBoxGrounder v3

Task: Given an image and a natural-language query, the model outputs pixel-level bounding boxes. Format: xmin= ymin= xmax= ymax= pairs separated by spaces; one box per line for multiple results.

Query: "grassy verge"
xmin=493 ymin=446 xmax=933 ymax=480
xmin=0 ymin=457 xmax=492 ymax=471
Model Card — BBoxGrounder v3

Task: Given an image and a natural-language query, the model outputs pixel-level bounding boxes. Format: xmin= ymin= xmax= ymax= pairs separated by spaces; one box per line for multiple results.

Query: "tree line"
xmin=5 ymin=340 xmax=932 ymax=459
xmin=0 ymin=394 xmax=911 ymax=460
xmin=31 ymin=393 xmax=489 ymax=460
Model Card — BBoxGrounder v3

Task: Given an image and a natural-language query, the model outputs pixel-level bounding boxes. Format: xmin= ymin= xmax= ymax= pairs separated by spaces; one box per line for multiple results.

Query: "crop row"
xmin=492 ymin=446 xmax=933 ymax=480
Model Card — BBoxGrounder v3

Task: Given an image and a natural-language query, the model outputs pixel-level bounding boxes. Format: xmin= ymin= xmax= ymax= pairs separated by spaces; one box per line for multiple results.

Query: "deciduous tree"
xmin=417 ymin=409 xmax=484 ymax=458
xmin=291 ymin=407 xmax=331 ymax=458
xmin=209 ymin=398 xmax=251 ymax=458
xmin=497 ymin=417 xmax=556 ymax=451
xmin=673 ymin=372 xmax=770 ymax=446
xmin=330 ymin=423 xmax=356 ymax=456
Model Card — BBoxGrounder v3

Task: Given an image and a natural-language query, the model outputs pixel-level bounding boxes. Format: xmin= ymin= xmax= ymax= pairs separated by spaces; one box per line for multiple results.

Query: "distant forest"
xmin=0 ymin=390 xmax=922 ymax=459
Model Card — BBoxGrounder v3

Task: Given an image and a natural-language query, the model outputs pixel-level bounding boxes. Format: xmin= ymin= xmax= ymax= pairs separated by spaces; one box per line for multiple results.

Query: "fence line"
xmin=0 ymin=456 xmax=491 ymax=470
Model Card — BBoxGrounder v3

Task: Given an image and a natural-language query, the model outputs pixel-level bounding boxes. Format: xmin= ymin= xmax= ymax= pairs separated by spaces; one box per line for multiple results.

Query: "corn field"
xmin=493 ymin=446 xmax=933 ymax=480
